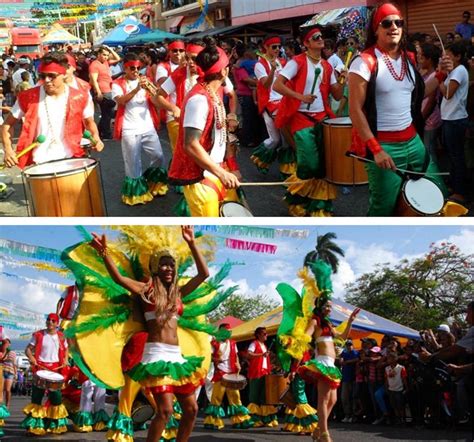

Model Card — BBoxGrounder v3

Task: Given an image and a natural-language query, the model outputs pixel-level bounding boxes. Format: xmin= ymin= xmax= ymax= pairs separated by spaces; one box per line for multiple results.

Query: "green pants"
xmin=367 ymin=134 xmax=447 ymax=216
xmin=248 ymin=378 xmax=265 ymax=406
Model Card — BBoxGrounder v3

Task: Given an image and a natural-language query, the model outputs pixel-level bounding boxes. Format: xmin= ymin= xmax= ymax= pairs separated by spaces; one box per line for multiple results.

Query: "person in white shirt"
xmin=324 ymin=39 xmax=344 ymax=70
xmin=12 ymin=58 xmax=34 ymax=89
xmin=23 ymin=313 xmax=69 ymax=436
xmin=348 ymin=2 xmax=447 ymax=216
xmin=111 ymin=52 xmax=167 ymax=206
xmin=438 ymin=42 xmax=469 ymax=203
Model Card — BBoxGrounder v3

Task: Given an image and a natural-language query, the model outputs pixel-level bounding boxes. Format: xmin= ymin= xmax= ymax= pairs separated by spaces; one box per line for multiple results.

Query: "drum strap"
xmin=201 ymin=178 xmax=226 ymax=201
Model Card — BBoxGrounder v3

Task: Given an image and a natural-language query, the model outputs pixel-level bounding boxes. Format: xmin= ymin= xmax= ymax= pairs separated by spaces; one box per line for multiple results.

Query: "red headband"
xmin=168 ymin=40 xmax=185 ymax=51
xmin=186 ymin=43 xmax=205 ymax=55
xmin=47 ymin=313 xmax=59 ymax=322
xmin=204 ymin=47 xmax=229 ymax=76
xmin=124 ymin=60 xmax=141 ymax=68
xmin=65 ymin=54 xmax=76 ymax=69
xmin=39 ymin=62 xmax=67 ymax=75
xmin=264 ymin=36 xmax=281 ymax=47
xmin=372 ymin=3 xmax=402 ymax=31
xmin=304 ymin=28 xmax=322 ymax=43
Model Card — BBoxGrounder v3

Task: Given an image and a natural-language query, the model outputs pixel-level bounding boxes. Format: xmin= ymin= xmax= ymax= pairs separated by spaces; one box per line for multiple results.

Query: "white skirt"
xmin=140 ymin=342 xmax=187 ymax=365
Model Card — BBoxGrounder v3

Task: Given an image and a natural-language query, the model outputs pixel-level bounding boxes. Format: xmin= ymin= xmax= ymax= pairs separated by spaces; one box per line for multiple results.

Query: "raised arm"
xmin=179 ymin=226 xmax=210 ymax=297
xmin=334 ymin=308 xmax=360 ymax=340
xmin=89 ymin=232 xmax=145 ymax=295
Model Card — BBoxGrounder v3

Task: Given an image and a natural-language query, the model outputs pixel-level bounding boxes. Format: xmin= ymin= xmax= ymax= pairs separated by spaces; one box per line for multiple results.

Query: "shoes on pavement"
xmin=372 ymin=416 xmax=385 ymax=425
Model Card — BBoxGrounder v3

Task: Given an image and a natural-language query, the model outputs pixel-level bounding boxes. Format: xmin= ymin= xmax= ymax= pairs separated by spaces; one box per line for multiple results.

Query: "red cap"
xmin=168 ymin=40 xmax=185 ymax=51
xmin=372 ymin=3 xmax=402 ymax=32
xmin=263 ymin=36 xmax=281 ymax=47
xmin=47 ymin=313 xmax=60 ymax=322
xmin=303 ymin=28 xmax=322 ymax=43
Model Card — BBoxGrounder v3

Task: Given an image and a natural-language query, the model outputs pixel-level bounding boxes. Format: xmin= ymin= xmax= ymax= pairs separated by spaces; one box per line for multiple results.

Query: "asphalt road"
xmin=2 ymin=396 xmax=471 ymax=441
xmin=0 ymin=128 xmax=372 ymax=218
xmin=1 ymin=128 xmax=472 ymax=218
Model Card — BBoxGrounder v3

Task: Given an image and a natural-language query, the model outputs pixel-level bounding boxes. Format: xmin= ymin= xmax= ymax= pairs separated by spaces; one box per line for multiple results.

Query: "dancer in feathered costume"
xmin=277 ymin=260 xmax=360 ymax=441
xmin=0 ymin=338 xmax=11 ymax=437
xmin=61 ymin=225 xmax=238 ymax=442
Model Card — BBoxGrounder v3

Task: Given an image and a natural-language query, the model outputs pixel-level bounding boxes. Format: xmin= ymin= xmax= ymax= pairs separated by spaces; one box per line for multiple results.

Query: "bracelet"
xmin=365 ymin=137 xmax=383 ymax=155
xmin=98 ymin=248 xmax=109 ymax=257
xmin=435 ymin=71 xmax=447 ymax=84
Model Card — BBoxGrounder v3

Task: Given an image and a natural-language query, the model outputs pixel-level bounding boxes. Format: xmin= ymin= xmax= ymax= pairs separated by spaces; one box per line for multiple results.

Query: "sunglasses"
xmin=186 ymin=55 xmax=197 ymax=62
xmin=171 ymin=49 xmax=185 ymax=53
xmin=380 ymin=19 xmax=404 ymax=29
xmin=39 ymin=73 xmax=60 ymax=80
xmin=271 ymin=44 xmax=281 ymax=50
xmin=311 ymin=34 xmax=323 ymax=42
xmin=47 ymin=318 xmax=57 ymax=323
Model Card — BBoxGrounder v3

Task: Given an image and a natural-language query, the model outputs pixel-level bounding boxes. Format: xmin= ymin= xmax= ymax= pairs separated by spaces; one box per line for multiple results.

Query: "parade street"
xmin=0 ymin=129 xmax=373 ymax=218
xmin=1 ymin=397 xmax=471 ymax=442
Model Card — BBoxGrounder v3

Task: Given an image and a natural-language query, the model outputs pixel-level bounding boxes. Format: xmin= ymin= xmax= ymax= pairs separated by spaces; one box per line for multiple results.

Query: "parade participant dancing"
xmin=274 ymin=27 xmax=345 ymax=217
xmin=22 ymin=313 xmax=69 ymax=436
xmin=297 ymin=261 xmax=360 ymax=441
xmin=251 ymin=36 xmax=289 ymax=175
xmin=112 ymin=52 xmax=167 ymax=206
xmin=204 ymin=323 xmax=251 ymax=430
xmin=1 ymin=53 xmax=104 ymax=169
xmin=156 ymin=40 xmax=186 ymax=152
xmin=0 ymin=337 xmax=10 ymax=437
xmin=168 ymin=37 xmax=241 ymax=217
xmin=246 ymin=327 xmax=278 ymax=427
xmin=89 ymin=226 xmax=209 ymax=442
xmin=348 ymin=2 xmax=447 ymax=216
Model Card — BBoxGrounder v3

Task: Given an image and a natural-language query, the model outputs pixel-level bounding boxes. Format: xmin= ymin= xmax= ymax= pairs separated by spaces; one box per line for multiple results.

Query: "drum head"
xmin=323 ymin=117 xmax=352 ymax=126
xmin=404 ymin=178 xmax=444 ymax=215
xmin=220 ymin=202 xmax=253 ymax=217
xmin=36 ymin=370 xmax=64 ymax=381
xmin=80 ymin=138 xmax=92 ymax=147
xmin=222 ymin=374 xmax=245 ymax=382
xmin=132 ymin=403 xmax=155 ymax=424
xmin=23 ymin=158 xmax=97 ymax=177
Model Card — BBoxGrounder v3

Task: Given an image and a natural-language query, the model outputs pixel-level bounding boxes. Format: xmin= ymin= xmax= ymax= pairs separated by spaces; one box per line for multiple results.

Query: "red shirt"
xmin=89 ymin=59 xmax=112 ymax=93
xmin=233 ymin=66 xmax=253 ymax=97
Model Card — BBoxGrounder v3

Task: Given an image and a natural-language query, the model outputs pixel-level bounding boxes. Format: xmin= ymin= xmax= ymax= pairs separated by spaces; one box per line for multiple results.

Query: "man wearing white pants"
xmin=112 ymin=53 xmax=168 ymax=206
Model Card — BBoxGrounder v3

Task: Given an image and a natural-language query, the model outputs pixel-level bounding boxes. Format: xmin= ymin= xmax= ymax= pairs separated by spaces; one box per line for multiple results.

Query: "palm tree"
xmin=304 ymin=232 xmax=345 ymax=273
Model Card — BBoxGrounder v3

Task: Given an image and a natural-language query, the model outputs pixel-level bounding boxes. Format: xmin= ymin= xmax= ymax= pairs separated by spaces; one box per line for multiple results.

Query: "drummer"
xmin=1 ymin=52 xmax=104 ymax=170
xmin=168 ymin=36 xmax=241 ymax=217
xmin=246 ymin=327 xmax=278 ymax=427
xmin=23 ymin=313 xmax=69 ymax=436
xmin=348 ymin=2 xmax=447 ymax=216
xmin=204 ymin=323 xmax=252 ymax=430
xmin=273 ymin=26 xmax=346 ymax=217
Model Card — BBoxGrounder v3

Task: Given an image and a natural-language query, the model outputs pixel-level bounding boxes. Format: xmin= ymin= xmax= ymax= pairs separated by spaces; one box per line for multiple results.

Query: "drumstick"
xmin=338 ymin=48 xmax=354 ymax=84
xmin=346 ymin=152 xmax=450 ymax=176
xmin=307 ymin=67 xmax=321 ymax=110
xmin=0 ymin=134 xmax=46 ymax=169
xmin=432 ymin=24 xmax=449 ymax=98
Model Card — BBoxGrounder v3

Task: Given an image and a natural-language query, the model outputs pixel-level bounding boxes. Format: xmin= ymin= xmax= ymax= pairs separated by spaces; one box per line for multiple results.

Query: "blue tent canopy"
xmin=125 ymin=29 xmax=183 ymax=45
xmin=97 ymin=16 xmax=151 ymax=46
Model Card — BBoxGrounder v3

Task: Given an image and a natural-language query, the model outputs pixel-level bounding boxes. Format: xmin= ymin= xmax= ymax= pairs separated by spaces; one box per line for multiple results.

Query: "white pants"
xmin=80 ymin=380 xmax=106 ymax=413
xmin=121 ymin=129 xmax=164 ymax=178
xmin=262 ymin=109 xmax=281 ymax=150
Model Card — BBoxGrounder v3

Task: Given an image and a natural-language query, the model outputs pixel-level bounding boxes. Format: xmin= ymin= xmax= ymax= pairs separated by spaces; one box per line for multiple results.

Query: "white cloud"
xmin=261 ymin=260 xmax=294 ymax=279
xmin=332 ymin=259 xmax=357 ymax=299
xmin=444 ymin=228 xmax=474 ymax=255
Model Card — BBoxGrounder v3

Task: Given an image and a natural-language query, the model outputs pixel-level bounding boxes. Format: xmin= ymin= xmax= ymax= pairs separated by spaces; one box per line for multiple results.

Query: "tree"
xmin=345 ymin=242 xmax=473 ymax=330
xmin=304 ymin=232 xmax=345 ymax=273
xmin=209 ymin=292 xmax=279 ymax=323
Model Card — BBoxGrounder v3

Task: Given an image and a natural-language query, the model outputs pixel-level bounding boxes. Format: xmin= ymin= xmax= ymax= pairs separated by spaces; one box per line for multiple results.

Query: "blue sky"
xmin=1 ymin=224 xmax=473 ymax=322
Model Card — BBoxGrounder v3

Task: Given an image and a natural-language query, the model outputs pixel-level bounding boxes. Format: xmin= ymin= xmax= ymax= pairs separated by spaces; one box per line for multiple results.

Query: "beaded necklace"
xmin=205 ymin=84 xmax=227 ymax=147
xmin=44 ymin=87 xmax=68 ymax=147
xmin=378 ymin=47 xmax=407 ymax=81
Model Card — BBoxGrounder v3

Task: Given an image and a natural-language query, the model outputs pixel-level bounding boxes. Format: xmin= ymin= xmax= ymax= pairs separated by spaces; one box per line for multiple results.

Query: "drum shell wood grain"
xmin=22 ymin=158 xmax=106 ymax=217
xmin=221 ymin=374 xmax=247 ymax=390
xmin=322 ymin=119 xmax=368 ymax=185
xmin=279 ymin=386 xmax=297 ymax=409
xmin=265 ymin=374 xmax=288 ymax=405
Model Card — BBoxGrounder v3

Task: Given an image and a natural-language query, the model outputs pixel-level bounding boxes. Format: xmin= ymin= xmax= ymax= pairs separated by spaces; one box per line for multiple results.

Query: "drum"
xmin=221 ymin=374 xmax=247 ymax=390
xmin=33 ymin=370 xmax=64 ymax=391
xmin=22 ymin=158 xmax=106 ymax=217
xmin=322 ymin=117 xmax=368 ymax=185
xmin=396 ymin=178 xmax=444 ymax=216
xmin=131 ymin=392 xmax=155 ymax=424
xmin=219 ymin=201 xmax=253 ymax=217
xmin=265 ymin=374 xmax=288 ymax=405
xmin=279 ymin=386 xmax=297 ymax=409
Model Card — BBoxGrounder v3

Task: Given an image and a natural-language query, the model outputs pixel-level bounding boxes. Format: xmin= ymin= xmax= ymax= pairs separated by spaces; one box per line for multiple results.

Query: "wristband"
xmin=365 ymin=137 xmax=383 ymax=155
xmin=98 ymin=248 xmax=109 ymax=257
xmin=435 ymin=71 xmax=447 ymax=83
xmin=226 ymin=156 xmax=239 ymax=171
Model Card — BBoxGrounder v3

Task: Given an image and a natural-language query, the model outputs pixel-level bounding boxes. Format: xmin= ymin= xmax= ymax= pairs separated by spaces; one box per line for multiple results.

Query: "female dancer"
xmin=299 ymin=299 xmax=360 ymax=441
xmin=89 ymin=225 xmax=209 ymax=442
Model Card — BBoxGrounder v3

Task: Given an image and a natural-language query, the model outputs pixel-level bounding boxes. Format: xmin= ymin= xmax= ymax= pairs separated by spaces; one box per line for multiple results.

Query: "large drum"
xmin=396 ymin=178 xmax=444 ymax=216
xmin=22 ymin=158 xmax=106 ymax=217
xmin=265 ymin=374 xmax=288 ymax=405
xmin=33 ymin=370 xmax=64 ymax=391
xmin=221 ymin=374 xmax=247 ymax=390
xmin=131 ymin=391 xmax=155 ymax=424
xmin=322 ymin=117 xmax=368 ymax=185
